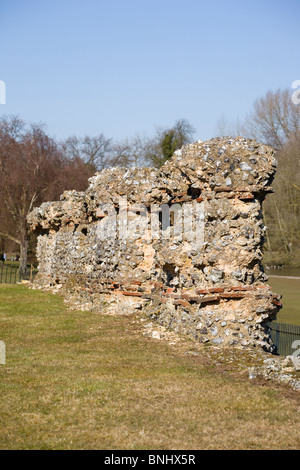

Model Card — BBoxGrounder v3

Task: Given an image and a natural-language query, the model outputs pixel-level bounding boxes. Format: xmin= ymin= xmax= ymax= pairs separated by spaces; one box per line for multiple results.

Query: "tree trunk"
xmin=262 ymin=206 xmax=272 ymax=252
xmin=273 ymin=197 xmax=292 ymax=254
xmin=20 ymin=233 xmax=29 ymax=275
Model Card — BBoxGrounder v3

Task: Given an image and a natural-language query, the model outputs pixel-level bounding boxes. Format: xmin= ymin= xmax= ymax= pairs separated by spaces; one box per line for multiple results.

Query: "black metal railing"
xmin=0 ymin=263 xmax=36 ymax=284
xmin=268 ymin=321 xmax=300 ymax=357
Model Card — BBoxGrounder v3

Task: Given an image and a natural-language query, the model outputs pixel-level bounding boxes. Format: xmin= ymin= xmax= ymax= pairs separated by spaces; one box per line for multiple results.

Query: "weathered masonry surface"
xmin=28 ymin=136 xmax=282 ymax=353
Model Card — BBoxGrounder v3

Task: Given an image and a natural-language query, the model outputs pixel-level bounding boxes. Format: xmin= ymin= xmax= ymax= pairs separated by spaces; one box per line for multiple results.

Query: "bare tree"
xmin=245 ymin=88 xmax=300 ymax=149
xmin=263 ymin=136 xmax=300 ymax=256
xmin=241 ymin=88 xmax=300 ymax=262
xmin=110 ymin=135 xmax=151 ymax=168
xmin=0 ymin=116 xmax=92 ymax=272
xmin=63 ymin=134 xmax=112 ymax=172
xmin=215 ymin=113 xmax=248 ymax=138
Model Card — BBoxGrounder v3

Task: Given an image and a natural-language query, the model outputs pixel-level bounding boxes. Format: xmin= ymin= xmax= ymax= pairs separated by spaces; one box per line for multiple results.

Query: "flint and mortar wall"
xmin=28 ymin=137 xmax=282 ymax=352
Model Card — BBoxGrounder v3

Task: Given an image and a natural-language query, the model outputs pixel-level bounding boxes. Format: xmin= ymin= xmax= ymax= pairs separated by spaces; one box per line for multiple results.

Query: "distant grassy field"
xmin=268 ymin=276 xmax=300 ymax=325
xmin=1 ymin=285 xmax=300 ymax=450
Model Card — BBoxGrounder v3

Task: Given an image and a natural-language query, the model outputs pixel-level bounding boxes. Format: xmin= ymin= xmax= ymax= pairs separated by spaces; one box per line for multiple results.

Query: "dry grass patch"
xmin=0 ymin=284 xmax=300 ymax=450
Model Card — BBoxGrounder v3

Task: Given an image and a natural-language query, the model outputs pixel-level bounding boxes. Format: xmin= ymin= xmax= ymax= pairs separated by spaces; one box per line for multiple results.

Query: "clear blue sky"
xmin=0 ymin=0 xmax=299 ymax=143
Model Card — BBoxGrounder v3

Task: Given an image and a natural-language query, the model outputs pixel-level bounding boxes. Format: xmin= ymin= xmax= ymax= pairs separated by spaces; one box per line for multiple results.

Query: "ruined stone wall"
xmin=28 ymin=137 xmax=282 ymax=353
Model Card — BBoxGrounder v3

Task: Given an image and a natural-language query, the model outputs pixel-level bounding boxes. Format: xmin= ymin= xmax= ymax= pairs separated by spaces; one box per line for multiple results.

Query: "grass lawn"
xmin=268 ymin=277 xmax=300 ymax=325
xmin=1 ymin=284 xmax=300 ymax=450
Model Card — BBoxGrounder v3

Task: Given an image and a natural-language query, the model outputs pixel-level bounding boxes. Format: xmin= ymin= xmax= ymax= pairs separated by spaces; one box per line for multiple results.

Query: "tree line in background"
xmin=0 ymin=87 xmax=299 ymax=270
xmin=216 ymin=88 xmax=300 ymax=267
